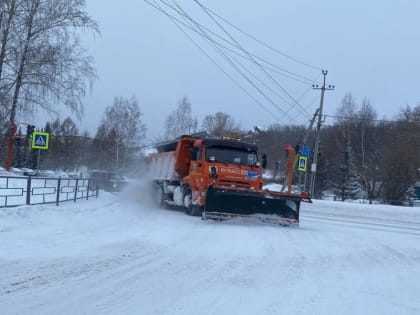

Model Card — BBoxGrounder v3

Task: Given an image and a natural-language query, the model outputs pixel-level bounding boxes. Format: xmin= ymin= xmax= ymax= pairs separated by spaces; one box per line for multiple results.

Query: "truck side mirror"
xmin=262 ymin=154 xmax=267 ymax=169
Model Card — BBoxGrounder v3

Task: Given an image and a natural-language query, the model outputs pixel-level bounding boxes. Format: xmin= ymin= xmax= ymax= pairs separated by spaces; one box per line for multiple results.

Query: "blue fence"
xmin=0 ymin=175 xmax=98 ymax=208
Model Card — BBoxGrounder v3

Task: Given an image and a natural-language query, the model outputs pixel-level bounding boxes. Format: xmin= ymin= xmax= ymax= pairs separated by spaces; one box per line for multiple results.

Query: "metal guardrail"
xmin=0 ymin=175 xmax=98 ymax=208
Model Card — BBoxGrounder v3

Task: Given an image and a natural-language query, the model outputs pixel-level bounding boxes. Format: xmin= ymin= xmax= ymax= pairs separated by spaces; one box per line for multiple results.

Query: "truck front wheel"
xmin=182 ymin=188 xmax=202 ymax=216
xmin=183 ymin=188 xmax=193 ymax=215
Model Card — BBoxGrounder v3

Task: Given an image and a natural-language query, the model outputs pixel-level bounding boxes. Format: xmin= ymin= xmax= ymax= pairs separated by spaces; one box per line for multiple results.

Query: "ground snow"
xmin=1 ymin=180 xmax=420 ymax=315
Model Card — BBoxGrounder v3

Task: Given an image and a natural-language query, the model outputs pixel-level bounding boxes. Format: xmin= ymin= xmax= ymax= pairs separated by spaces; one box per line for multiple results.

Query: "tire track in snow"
xmin=1 ymin=244 xmax=180 ymax=314
xmin=302 ymin=213 xmax=420 ymax=236
xmin=3 ymin=191 xmax=420 ymax=315
xmin=1 ymin=217 xmax=204 ymax=314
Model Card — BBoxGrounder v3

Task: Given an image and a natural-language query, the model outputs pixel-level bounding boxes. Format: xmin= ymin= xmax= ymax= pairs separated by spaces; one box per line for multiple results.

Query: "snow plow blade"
xmin=203 ymin=185 xmax=309 ymax=225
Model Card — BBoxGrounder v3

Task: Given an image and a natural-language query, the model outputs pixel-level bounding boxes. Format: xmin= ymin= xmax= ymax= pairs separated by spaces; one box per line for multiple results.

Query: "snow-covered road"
xmin=1 ymin=182 xmax=420 ymax=315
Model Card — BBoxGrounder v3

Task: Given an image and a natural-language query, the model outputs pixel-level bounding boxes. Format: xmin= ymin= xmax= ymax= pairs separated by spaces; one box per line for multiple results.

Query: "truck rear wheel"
xmin=154 ymin=185 xmax=165 ymax=207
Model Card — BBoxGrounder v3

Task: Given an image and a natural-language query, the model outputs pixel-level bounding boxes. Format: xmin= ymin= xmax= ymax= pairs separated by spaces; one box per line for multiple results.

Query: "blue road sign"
xmin=300 ymin=145 xmax=311 ymax=158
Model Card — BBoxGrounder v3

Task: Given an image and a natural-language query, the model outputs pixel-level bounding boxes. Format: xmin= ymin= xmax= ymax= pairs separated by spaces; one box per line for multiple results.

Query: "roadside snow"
xmin=1 ymin=180 xmax=420 ymax=315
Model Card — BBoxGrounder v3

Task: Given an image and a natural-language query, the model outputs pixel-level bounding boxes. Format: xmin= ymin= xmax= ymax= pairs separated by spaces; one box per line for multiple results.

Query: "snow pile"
xmin=1 ymin=180 xmax=420 ymax=315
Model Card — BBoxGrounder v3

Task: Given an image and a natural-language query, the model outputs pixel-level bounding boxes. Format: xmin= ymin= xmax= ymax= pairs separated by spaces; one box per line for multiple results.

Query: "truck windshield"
xmin=205 ymin=147 xmax=258 ymax=166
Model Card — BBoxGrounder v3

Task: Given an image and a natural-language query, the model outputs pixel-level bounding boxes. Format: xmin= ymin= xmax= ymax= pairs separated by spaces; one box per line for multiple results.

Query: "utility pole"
xmin=309 ymin=70 xmax=334 ymax=197
xmin=281 ymin=108 xmax=318 ymax=193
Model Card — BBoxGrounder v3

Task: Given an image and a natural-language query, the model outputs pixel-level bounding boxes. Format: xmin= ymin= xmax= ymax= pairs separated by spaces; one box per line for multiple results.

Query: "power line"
xmin=323 ymin=114 xmax=420 ymax=124
xmin=192 ymin=0 xmax=312 ymax=120
xmin=288 ymin=91 xmax=320 ymax=123
xmin=164 ymin=0 xmax=299 ymax=123
xmin=159 ymin=1 xmax=322 ymax=123
xmin=194 ymin=1 xmax=323 ymax=72
xmin=145 ymin=0 xmax=318 ymax=124
xmin=152 ymin=0 xmax=320 ymax=86
xmin=166 ymin=1 xmax=301 ymax=121
xmin=145 ymin=0 xmax=283 ymax=122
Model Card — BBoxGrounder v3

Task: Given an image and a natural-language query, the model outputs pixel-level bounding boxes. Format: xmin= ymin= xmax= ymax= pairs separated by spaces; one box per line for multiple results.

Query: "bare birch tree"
xmin=352 ymin=99 xmax=383 ymax=203
xmin=164 ymin=96 xmax=197 ymax=139
xmin=9 ymin=0 xmax=98 ymax=122
xmin=201 ymin=112 xmax=241 ymax=137
xmin=0 ymin=0 xmax=20 ymax=123
xmin=1 ymin=0 xmax=98 ymax=168
xmin=95 ymin=96 xmax=147 ymax=172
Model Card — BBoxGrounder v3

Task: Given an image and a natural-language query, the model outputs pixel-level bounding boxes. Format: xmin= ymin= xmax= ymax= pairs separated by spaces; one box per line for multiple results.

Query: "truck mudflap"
xmin=203 ymin=185 xmax=310 ymax=226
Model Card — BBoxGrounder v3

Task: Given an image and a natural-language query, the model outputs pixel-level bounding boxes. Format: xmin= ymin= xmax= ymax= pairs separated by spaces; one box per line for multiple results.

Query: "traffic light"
xmin=27 ymin=125 xmax=35 ymax=139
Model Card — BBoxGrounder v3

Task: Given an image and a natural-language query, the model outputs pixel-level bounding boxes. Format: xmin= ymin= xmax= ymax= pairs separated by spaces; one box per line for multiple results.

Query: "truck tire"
xmin=154 ymin=185 xmax=165 ymax=207
xmin=183 ymin=188 xmax=193 ymax=215
xmin=193 ymin=205 xmax=204 ymax=217
xmin=183 ymin=188 xmax=203 ymax=216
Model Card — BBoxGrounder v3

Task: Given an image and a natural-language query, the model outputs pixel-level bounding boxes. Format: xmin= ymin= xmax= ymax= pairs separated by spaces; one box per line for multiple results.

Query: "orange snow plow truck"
xmin=148 ymin=134 xmax=310 ymax=225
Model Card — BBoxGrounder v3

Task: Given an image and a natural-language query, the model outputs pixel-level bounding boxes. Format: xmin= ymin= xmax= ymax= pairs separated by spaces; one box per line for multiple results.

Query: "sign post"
xmin=31 ymin=132 xmax=50 ymax=173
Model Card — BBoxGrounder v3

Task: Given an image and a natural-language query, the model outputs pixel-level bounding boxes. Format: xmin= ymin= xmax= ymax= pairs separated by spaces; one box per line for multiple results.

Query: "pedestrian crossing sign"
xmin=32 ymin=132 xmax=50 ymax=150
xmin=298 ymin=156 xmax=307 ymax=172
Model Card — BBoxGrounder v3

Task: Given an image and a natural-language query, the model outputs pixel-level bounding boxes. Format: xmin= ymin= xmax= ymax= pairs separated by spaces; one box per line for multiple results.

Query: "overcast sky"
xmin=75 ymin=0 xmax=420 ymax=140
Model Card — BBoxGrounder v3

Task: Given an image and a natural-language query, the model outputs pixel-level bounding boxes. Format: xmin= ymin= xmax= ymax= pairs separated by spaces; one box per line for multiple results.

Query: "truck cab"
xmin=181 ymin=137 xmax=264 ymax=212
